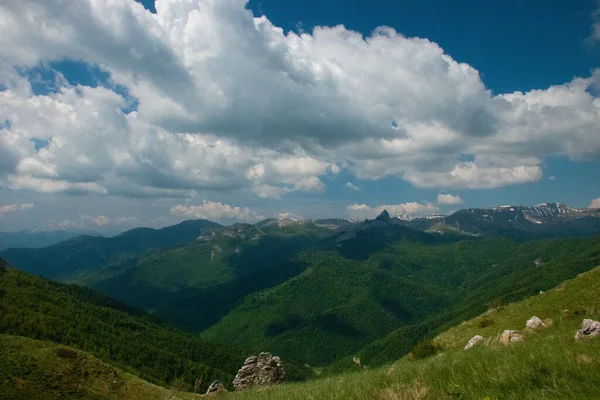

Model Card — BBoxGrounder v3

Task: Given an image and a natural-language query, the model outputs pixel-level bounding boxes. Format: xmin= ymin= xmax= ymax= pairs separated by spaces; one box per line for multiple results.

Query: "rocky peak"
xmin=376 ymin=210 xmax=391 ymax=221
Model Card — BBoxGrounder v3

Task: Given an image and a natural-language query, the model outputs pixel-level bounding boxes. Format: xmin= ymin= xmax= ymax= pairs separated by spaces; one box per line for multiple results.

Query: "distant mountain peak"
xmin=376 ymin=210 xmax=391 ymax=221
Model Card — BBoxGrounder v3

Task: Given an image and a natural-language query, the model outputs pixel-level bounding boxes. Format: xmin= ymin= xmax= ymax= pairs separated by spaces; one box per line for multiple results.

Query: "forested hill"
xmin=0 ymin=219 xmax=222 ymax=279
xmin=203 ymin=234 xmax=600 ymax=367
xmin=0 ymin=259 xmax=242 ymax=393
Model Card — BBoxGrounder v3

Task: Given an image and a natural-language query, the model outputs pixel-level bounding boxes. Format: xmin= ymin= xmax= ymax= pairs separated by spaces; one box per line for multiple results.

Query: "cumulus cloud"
xmin=347 ymin=202 xmax=439 ymax=220
xmin=437 ymin=194 xmax=464 ymax=205
xmin=0 ymin=0 xmax=598 ymax=200
xmin=589 ymin=198 xmax=600 ymax=209
xmin=345 ymin=182 xmax=360 ymax=191
xmin=170 ymin=200 xmax=265 ymax=222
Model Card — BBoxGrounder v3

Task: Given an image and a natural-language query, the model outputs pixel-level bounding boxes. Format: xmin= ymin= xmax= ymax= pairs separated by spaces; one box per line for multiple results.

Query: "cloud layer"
xmin=347 ymin=202 xmax=439 ymax=219
xmin=170 ymin=200 xmax=265 ymax=222
xmin=0 ymin=203 xmax=34 ymax=214
xmin=0 ymin=0 xmax=599 ymax=202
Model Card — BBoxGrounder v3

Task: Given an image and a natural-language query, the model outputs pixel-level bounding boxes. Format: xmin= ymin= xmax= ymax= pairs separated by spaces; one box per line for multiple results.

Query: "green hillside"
xmin=0 ymin=261 xmax=243 ymax=393
xmin=204 ymin=235 xmax=600 ymax=367
xmin=71 ymin=222 xmax=333 ymax=331
xmin=0 ymin=335 xmax=201 ymax=400
xmin=223 ymin=265 xmax=600 ymax=400
xmin=0 ymin=219 xmax=222 ymax=279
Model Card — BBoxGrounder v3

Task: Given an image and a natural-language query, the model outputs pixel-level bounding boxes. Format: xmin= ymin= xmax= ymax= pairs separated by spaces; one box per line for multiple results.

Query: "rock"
xmin=464 ymin=335 xmax=485 ymax=350
xmin=575 ymin=319 xmax=600 ymax=340
xmin=233 ymin=352 xmax=285 ymax=391
xmin=206 ymin=380 xmax=225 ymax=395
xmin=525 ymin=316 xmax=546 ymax=329
xmin=352 ymin=357 xmax=361 ymax=366
xmin=499 ymin=330 xmax=525 ymax=345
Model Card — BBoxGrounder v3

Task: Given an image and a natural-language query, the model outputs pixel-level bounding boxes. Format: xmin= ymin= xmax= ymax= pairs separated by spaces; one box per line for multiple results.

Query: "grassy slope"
xmin=0 ymin=265 xmax=243 ymax=393
xmin=203 ymin=235 xmax=600 ymax=366
xmin=223 ymin=266 xmax=600 ymax=400
xmin=0 ymin=335 xmax=202 ymax=400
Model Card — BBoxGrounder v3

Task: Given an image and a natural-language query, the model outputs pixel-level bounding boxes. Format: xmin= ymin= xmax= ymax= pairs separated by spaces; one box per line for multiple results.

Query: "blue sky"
xmin=0 ymin=0 xmax=599 ymax=232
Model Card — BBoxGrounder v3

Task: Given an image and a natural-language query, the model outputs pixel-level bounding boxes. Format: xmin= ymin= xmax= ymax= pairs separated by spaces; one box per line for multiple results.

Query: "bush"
xmin=55 ymin=347 xmax=78 ymax=359
xmin=411 ymin=339 xmax=439 ymax=359
xmin=478 ymin=317 xmax=495 ymax=328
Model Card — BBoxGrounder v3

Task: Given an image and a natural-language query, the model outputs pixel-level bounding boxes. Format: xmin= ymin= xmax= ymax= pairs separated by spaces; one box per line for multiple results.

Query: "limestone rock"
xmin=499 ymin=330 xmax=525 ymax=345
xmin=233 ymin=352 xmax=285 ymax=391
xmin=464 ymin=335 xmax=485 ymax=350
xmin=575 ymin=319 xmax=600 ymax=340
xmin=206 ymin=380 xmax=225 ymax=395
xmin=525 ymin=316 xmax=546 ymax=329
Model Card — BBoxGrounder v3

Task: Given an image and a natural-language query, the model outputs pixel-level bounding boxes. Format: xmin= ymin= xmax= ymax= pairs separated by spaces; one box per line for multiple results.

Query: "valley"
xmin=1 ymin=203 xmax=600 ymax=398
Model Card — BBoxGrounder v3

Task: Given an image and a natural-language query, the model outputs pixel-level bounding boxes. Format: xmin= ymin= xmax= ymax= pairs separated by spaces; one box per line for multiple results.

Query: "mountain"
xmin=405 ymin=202 xmax=600 ymax=239
xmin=70 ymin=221 xmax=335 ymax=332
xmin=0 ymin=259 xmax=244 ymax=392
xmin=0 ymin=219 xmax=222 ymax=279
xmin=202 ymin=231 xmax=600 ymax=366
xmin=224 ymin=265 xmax=600 ymax=400
xmin=0 ymin=229 xmax=100 ymax=251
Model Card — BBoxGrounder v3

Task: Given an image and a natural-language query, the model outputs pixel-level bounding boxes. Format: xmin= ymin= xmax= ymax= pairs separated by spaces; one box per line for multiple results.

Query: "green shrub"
xmin=411 ymin=338 xmax=439 ymax=359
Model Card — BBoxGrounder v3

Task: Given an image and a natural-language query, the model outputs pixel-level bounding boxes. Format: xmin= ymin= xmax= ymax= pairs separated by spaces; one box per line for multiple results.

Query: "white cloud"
xmin=548 ymin=176 xmax=556 ymax=181
xmin=590 ymin=198 xmax=600 ymax=209
xmin=437 ymin=194 xmax=464 ymax=205
xmin=0 ymin=0 xmax=597 ymax=199
xmin=170 ymin=200 xmax=265 ymax=222
xmin=0 ymin=203 xmax=34 ymax=215
xmin=345 ymin=182 xmax=360 ymax=191
xmin=347 ymin=202 xmax=439 ymax=219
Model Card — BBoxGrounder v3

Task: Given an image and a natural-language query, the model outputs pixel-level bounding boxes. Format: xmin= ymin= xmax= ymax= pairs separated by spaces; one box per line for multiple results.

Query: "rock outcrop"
xmin=233 ymin=352 xmax=285 ymax=391
xmin=499 ymin=330 xmax=525 ymax=345
xmin=205 ymin=380 xmax=225 ymax=395
xmin=525 ymin=316 xmax=545 ymax=329
xmin=464 ymin=335 xmax=485 ymax=350
xmin=575 ymin=319 xmax=600 ymax=340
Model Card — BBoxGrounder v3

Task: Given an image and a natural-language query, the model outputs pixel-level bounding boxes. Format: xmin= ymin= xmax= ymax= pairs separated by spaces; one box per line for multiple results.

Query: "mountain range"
xmin=1 ymin=201 xmax=600 ymax=398
xmin=2 ymin=202 xmax=600 ymax=359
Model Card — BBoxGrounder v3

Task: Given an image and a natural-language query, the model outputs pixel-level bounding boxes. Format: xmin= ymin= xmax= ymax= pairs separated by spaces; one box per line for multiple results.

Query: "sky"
xmin=0 ymin=0 xmax=599 ymax=233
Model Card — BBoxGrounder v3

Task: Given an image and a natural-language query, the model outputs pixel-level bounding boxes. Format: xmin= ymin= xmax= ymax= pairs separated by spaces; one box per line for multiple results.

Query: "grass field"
xmin=0 ymin=335 xmax=202 ymax=400
xmin=223 ymin=266 xmax=600 ymax=399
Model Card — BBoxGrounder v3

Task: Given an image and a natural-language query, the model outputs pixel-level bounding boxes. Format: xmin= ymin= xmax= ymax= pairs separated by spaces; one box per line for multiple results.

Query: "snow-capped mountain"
xmin=404 ymin=202 xmax=600 ymax=238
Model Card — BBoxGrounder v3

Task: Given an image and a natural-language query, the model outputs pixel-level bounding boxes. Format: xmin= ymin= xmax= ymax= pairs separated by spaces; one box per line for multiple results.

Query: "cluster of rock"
xmin=204 ymin=352 xmax=285 ymax=395
xmin=464 ymin=315 xmax=600 ymax=350
xmin=575 ymin=319 xmax=600 ymax=340
xmin=464 ymin=315 xmax=551 ymax=350
xmin=232 ymin=352 xmax=285 ymax=392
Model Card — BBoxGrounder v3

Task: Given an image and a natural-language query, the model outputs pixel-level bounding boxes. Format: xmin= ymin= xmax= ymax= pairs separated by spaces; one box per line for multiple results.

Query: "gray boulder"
xmin=499 ymin=330 xmax=525 ymax=345
xmin=233 ymin=352 xmax=285 ymax=391
xmin=464 ymin=335 xmax=485 ymax=350
xmin=525 ymin=316 xmax=545 ymax=329
xmin=205 ymin=380 xmax=225 ymax=395
xmin=575 ymin=319 xmax=600 ymax=340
